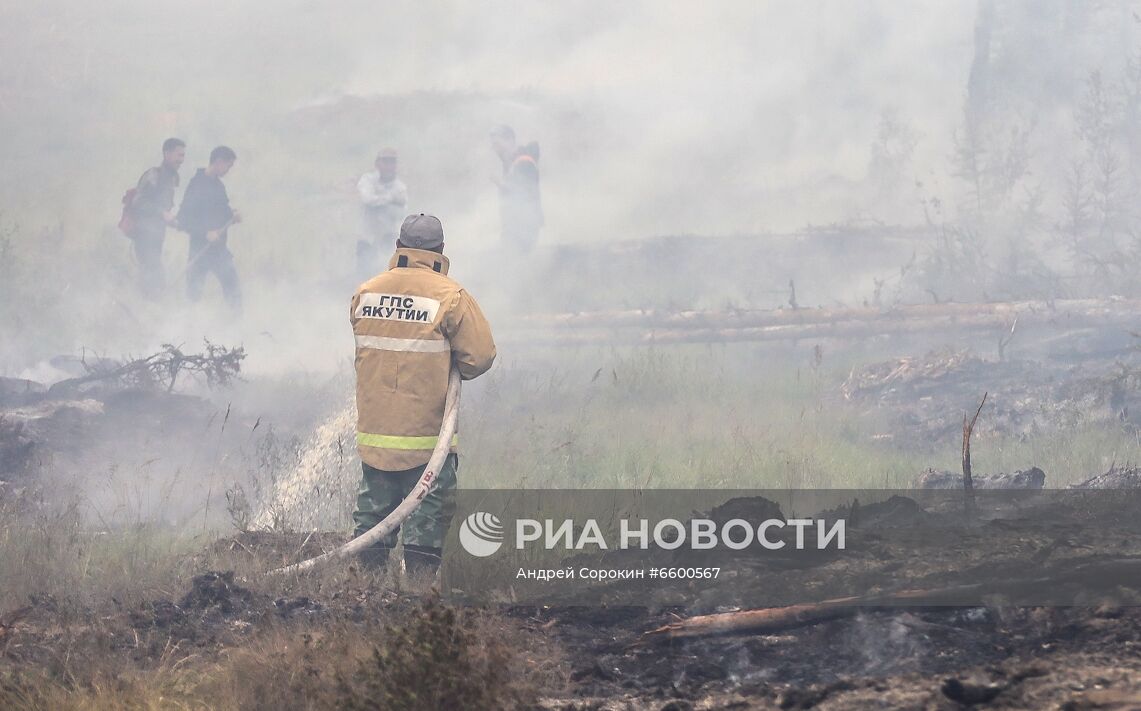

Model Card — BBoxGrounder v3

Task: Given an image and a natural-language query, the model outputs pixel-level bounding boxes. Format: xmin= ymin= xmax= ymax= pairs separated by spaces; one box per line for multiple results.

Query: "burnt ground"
xmin=512 ymin=489 xmax=1141 ymax=708
xmin=2 ymin=517 xmax=1139 ymax=710
xmin=3 ymin=575 xmax=1139 ymax=709
xmin=4 ymin=349 xmax=1141 ymax=708
xmin=841 ymin=347 xmax=1141 ymax=449
xmin=525 ymin=604 xmax=1141 ymax=710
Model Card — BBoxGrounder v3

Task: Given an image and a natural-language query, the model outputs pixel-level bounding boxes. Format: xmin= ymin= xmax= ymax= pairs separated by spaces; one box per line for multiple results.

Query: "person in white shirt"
xmin=356 ymin=147 xmax=408 ymax=278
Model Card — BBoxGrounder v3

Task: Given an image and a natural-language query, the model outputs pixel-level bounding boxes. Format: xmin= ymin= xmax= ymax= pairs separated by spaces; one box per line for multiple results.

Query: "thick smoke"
xmin=4 ymin=2 xmax=1141 ymax=459
xmin=0 ymin=1 xmax=975 ymax=371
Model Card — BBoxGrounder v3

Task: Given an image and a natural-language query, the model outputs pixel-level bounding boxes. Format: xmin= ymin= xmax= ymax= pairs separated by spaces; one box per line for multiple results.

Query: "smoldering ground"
xmin=3 ymin=1 xmax=1141 ymax=709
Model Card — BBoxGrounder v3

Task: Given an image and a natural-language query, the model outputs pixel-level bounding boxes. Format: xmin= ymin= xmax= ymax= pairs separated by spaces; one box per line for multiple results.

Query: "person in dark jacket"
xmin=177 ymin=146 xmax=243 ymax=311
xmin=490 ymin=125 xmax=543 ymax=253
xmin=128 ymin=138 xmax=185 ymax=299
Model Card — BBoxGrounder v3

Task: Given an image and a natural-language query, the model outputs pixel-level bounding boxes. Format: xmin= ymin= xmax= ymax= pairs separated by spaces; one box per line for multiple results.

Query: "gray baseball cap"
xmin=399 ymin=214 xmax=444 ymax=250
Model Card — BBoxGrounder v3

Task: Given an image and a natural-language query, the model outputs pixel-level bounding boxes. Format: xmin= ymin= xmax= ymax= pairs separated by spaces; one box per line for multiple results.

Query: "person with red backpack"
xmin=122 ymin=138 xmax=185 ymax=299
xmin=490 ymin=125 xmax=543 ymax=254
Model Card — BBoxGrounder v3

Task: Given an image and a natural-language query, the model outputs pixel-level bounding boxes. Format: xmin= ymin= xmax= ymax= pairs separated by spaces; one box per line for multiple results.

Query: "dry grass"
xmin=2 ymin=328 xmax=1139 ymax=708
xmin=0 ymin=565 xmax=558 ymax=711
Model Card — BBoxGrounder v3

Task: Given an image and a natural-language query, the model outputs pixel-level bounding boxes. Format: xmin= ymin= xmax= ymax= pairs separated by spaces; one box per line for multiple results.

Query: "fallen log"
xmin=518 ymin=298 xmax=1141 ymax=332
xmin=640 ymin=558 xmax=1141 ymax=643
xmin=638 ymin=588 xmax=975 ymax=643
xmin=641 ymin=597 xmax=862 ymax=641
xmin=503 ymin=303 xmax=1140 ymax=347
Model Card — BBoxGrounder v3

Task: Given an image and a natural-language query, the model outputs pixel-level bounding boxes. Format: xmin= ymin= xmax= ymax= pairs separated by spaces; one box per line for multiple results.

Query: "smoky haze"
xmin=3 ymin=0 xmax=1141 ymax=532
xmin=0 ymin=1 xmax=978 ymax=240
xmin=1 ymin=0 xmax=1140 ymax=371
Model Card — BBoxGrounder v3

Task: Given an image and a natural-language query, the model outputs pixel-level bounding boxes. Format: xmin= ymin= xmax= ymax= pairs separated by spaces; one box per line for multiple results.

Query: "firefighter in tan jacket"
xmin=350 ymin=214 xmax=496 ymax=575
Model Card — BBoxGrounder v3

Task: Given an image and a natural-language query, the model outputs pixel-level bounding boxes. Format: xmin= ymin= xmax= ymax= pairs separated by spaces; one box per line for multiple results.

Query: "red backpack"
xmin=117 ymin=187 xmax=138 ymax=236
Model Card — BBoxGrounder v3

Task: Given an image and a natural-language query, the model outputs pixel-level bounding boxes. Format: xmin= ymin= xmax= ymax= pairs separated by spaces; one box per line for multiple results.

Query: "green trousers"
xmin=351 ymin=454 xmax=458 ymax=550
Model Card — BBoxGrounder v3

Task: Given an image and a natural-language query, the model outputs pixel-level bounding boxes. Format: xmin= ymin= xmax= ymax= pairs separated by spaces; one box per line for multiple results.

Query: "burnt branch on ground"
xmin=45 ymin=341 xmax=245 ymax=397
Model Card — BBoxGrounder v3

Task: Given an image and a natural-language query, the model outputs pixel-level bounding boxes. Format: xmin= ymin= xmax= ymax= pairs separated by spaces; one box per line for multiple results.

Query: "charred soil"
xmin=1 ymin=526 xmax=1139 ymax=710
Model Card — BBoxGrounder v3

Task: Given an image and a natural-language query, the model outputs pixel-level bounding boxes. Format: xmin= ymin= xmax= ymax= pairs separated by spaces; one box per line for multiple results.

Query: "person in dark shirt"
xmin=177 ymin=146 xmax=243 ymax=312
xmin=128 ymin=137 xmax=184 ymax=299
xmin=490 ymin=125 xmax=543 ymax=253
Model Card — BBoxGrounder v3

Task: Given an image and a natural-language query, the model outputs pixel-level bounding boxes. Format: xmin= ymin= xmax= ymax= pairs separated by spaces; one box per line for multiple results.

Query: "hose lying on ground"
xmin=270 ymin=367 xmax=461 ymax=575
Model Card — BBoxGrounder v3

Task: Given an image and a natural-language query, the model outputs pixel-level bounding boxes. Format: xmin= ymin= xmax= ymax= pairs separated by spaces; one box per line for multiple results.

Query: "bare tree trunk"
xmin=962 ymin=392 xmax=988 ymax=516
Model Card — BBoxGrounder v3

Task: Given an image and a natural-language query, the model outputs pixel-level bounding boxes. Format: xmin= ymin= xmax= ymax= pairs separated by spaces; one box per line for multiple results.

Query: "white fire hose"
xmin=271 ymin=367 xmax=461 ymax=575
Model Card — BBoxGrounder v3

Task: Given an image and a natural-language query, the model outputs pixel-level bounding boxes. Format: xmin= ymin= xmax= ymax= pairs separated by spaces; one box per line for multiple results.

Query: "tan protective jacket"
xmin=351 ymin=247 xmax=496 ymax=471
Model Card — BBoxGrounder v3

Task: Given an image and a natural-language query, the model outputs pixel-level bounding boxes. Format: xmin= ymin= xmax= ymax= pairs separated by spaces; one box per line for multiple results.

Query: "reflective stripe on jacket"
xmin=351 ymin=247 xmax=496 ymax=471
